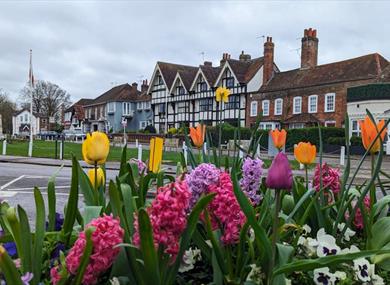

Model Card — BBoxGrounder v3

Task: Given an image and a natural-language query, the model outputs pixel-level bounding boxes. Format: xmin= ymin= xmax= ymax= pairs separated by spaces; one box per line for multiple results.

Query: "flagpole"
xmin=28 ymin=49 xmax=33 ymax=157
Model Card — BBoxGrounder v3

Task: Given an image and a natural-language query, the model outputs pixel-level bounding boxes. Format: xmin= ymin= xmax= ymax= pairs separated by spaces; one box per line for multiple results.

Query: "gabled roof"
xmin=178 ymin=67 xmax=198 ymax=91
xmin=86 ymin=83 xmax=141 ymax=106
xmin=65 ymin=98 xmax=93 ymax=113
xmin=199 ymin=65 xmax=221 ymax=86
xmin=227 ymin=57 xmax=264 ymax=83
xmin=13 ymin=108 xmax=43 ymax=118
xmin=284 ymin=113 xmax=321 ymax=124
xmin=379 ymin=65 xmax=390 ymax=82
xmin=157 ymin=62 xmax=198 ymax=90
xmin=260 ymin=53 xmax=389 ymax=92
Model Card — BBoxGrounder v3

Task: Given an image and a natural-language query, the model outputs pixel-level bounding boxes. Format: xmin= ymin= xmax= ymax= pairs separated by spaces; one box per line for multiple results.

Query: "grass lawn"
xmin=0 ymin=139 xmax=306 ymax=170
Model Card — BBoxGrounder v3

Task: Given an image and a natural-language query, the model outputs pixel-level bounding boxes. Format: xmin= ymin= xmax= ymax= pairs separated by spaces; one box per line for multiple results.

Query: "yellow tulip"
xmin=294 ymin=142 xmax=316 ymax=165
xmin=149 ymin=137 xmax=164 ymax=173
xmin=215 ymin=86 xmax=231 ymax=103
xmin=189 ymin=124 xmax=206 ymax=148
xmin=270 ymin=129 xmax=287 ymax=150
xmin=82 ymin=132 xmax=110 ymax=165
xmin=88 ymin=167 xmax=105 ymax=188
xmin=359 ymin=116 xmax=387 ymax=154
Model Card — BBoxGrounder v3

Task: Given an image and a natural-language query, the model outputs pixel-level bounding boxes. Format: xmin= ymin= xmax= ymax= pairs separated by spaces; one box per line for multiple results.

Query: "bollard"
xmin=256 ymin=144 xmax=260 ymax=158
xmin=59 ymin=140 xmax=63 ymax=160
xmin=340 ymin=146 xmax=345 ymax=166
xmin=136 ymin=139 xmax=139 ymax=148
xmin=239 ymin=146 xmax=244 ymax=159
xmin=2 ymin=140 xmax=6 ymax=155
xmin=182 ymin=142 xmax=188 ymax=165
xmin=203 ymin=142 xmax=207 ymax=155
xmin=387 ymin=140 xmax=390 ymax=156
xmin=138 ymin=144 xmax=142 ymax=161
xmin=300 ymin=163 xmax=304 ymax=170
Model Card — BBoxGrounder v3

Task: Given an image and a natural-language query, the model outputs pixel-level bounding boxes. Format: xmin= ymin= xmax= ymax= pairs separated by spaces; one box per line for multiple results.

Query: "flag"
xmin=29 ymin=49 xmax=34 ymax=88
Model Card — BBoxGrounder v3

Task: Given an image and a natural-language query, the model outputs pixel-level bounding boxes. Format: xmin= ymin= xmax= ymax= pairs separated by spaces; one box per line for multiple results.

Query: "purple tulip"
xmin=266 ymin=152 xmax=293 ymax=190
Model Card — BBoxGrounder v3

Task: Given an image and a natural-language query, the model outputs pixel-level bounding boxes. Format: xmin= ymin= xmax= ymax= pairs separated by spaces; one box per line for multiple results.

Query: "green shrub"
xmin=350 ymin=136 xmax=363 ymax=146
xmin=285 ymin=127 xmax=344 ymax=149
xmin=327 ymin=137 xmax=346 ymax=145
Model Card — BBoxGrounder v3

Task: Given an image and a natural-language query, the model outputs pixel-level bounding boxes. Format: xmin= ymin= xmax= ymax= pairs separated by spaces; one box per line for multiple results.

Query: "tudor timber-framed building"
xmin=148 ymin=46 xmax=278 ymax=133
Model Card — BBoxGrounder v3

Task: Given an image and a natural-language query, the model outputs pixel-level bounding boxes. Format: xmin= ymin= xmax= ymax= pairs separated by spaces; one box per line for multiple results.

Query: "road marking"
xmin=0 ymin=175 xmax=26 ymax=190
xmin=0 ymin=191 xmax=17 ymax=197
xmin=24 ymin=175 xmax=69 ymax=180
xmin=5 ymin=185 xmax=70 ymax=191
xmin=0 ymin=190 xmax=81 ymax=197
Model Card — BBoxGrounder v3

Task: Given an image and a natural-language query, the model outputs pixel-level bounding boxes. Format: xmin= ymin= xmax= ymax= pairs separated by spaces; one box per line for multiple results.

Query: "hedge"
xmin=205 ymin=124 xmax=345 ymax=151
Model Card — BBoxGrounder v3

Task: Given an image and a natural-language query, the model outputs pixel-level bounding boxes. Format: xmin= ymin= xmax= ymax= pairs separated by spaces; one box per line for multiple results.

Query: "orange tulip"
xmin=359 ymin=116 xmax=387 ymax=154
xmin=270 ymin=129 xmax=287 ymax=150
xmin=189 ymin=124 xmax=206 ymax=148
xmin=294 ymin=142 xmax=316 ymax=165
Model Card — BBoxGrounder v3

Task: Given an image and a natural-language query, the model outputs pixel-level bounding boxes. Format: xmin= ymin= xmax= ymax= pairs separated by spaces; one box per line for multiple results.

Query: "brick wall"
xmin=246 ymin=78 xmax=375 ymax=128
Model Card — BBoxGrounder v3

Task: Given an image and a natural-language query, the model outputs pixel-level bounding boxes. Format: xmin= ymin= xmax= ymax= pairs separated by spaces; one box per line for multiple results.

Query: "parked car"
xmin=38 ymin=131 xmax=61 ymax=140
xmin=63 ymin=130 xmax=86 ymax=141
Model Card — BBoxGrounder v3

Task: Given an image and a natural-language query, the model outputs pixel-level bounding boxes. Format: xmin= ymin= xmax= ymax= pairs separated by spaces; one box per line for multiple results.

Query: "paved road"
xmin=0 ymin=162 xmax=119 ymax=223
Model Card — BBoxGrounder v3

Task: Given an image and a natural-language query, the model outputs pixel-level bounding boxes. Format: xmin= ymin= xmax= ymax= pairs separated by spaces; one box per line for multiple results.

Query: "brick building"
xmin=247 ymin=28 xmax=390 ymax=129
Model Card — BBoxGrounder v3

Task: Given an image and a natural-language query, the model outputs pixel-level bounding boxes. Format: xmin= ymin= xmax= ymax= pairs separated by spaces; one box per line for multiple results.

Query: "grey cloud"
xmin=0 ymin=1 xmax=389 ymax=104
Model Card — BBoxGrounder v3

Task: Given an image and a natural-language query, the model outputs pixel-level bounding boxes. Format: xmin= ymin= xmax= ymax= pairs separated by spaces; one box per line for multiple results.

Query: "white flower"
xmin=313 ymin=267 xmax=335 ymax=285
xmin=372 ymin=273 xmax=385 ymax=285
xmin=336 ymin=222 xmax=355 ymax=242
xmin=316 ymin=228 xmax=341 ymax=257
xmin=110 ymin=278 xmax=120 ymax=285
xmin=298 ymin=236 xmax=318 ymax=256
xmin=179 ymin=247 xmax=202 ymax=273
xmin=302 ymin=224 xmax=311 ymax=235
xmin=353 ymin=258 xmax=371 ymax=282
xmin=249 ymin=228 xmax=255 ymax=242
xmin=246 ymin=264 xmax=264 ymax=283
xmin=285 ymin=278 xmax=292 ymax=285
xmin=334 ymin=271 xmax=347 ymax=283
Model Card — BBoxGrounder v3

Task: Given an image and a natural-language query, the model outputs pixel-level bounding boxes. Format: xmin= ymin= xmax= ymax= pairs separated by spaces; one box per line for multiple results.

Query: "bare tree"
xmin=0 ymin=89 xmax=16 ymax=134
xmin=20 ymin=80 xmax=71 ymax=119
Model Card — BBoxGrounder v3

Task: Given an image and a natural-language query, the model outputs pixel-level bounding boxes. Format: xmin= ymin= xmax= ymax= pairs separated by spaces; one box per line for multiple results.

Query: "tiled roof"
xmin=200 ymin=65 xmax=221 ymax=86
xmin=86 ymin=83 xmax=141 ymax=106
xmin=65 ymin=98 xmax=93 ymax=113
xmin=379 ymin=65 xmax=390 ymax=82
xmin=260 ymin=53 xmax=389 ymax=92
xmin=227 ymin=57 xmax=264 ymax=83
xmin=178 ymin=67 xmax=199 ymax=91
xmin=158 ymin=62 xmax=198 ymax=89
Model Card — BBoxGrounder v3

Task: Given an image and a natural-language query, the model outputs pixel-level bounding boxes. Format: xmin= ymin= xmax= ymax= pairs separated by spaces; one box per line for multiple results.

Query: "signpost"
xmin=121 ymin=117 xmax=127 ymax=145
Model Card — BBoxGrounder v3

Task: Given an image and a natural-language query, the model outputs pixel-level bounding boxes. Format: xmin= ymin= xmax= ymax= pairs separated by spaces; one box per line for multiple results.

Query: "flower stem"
xmin=305 ymin=165 xmax=309 ymax=190
xmin=270 ymin=190 xmax=281 ymax=276
xmin=370 ymin=154 xmax=376 ymax=207
xmin=94 ymin=162 xmax=98 ymax=203
xmin=218 ymin=102 xmax=222 ymax=166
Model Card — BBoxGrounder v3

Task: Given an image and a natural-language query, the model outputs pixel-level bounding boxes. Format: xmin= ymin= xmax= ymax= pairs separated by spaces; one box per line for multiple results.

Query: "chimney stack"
xmin=141 ymin=80 xmax=149 ymax=93
xmin=301 ymin=28 xmax=318 ymax=69
xmin=203 ymin=61 xmax=212 ymax=67
xmin=239 ymin=51 xmax=251 ymax=62
xmin=220 ymin=53 xmax=231 ymax=66
xmin=263 ymin=36 xmax=274 ymax=85
xmin=132 ymin=82 xmax=138 ymax=90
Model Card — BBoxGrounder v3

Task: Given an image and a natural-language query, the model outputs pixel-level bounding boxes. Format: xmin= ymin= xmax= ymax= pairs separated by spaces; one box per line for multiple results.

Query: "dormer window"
xmin=176 ymin=86 xmax=185 ymax=95
xmin=157 ymin=75 xmax=164 ymax=86
xmin=222 ymin=68 xmax=234 ymax=88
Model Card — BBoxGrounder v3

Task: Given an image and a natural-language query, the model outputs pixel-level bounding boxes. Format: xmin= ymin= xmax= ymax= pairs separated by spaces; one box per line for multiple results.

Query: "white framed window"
xmin=262 ymin=100 xmax=269 ymax=116
xmin=274 ymin=98 xmax=283 ymax=115
xmin=293 ymin=97 xmax=302 ymax=114
xmin=137 ymin=102 xmax=143 ymax=110
xmin=289 ymin=123 xmax=305 ymax=129
xmin=325 ymin=121 xmax=336 ymax=127
xmin=139 ymin=121 xmax=148 ymax=129
xmin=144 ymin=101 xmax=151 ymax=109
xmin=122 ymin=102 xmax=132 ymax=116
xmin=308 ymin=95 xmax=318 ymax=113
xmin=325 ymin=93 xmax=336 ymax=112
xmin=351 ymin=120 xmax=360 ymax=137
xmin=250 ymin=101 xmax=258 ymax=117
xmin=107 ymin=102 xmax=115 ymax=113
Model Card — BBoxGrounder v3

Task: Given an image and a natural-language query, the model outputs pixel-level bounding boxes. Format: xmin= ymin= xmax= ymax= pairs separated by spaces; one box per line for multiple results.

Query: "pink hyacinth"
xmin=313 ymin=163 xmax=341 ymax=194
xmin=64 ymin=214 xmax=124 ymax=285
xmin=353 ymin=196 xmax=371 ymax=230
xmin=50 ymin=266 xmax=62 ymax=285
xmin=207 ymin=172 xmax=246 ymax=245
xmin=133 ymin=180 xmax=191 ymax=259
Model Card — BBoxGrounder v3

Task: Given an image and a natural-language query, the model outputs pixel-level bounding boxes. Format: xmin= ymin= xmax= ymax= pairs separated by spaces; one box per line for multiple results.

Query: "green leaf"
xmin=5 ymin=208 xmax=23 ymax=270
xmin=165 ymin=193 xmax=216 ymax=284
xmin=82 ymin=206 xmax=102 ymax=225
xmin=62 ymin=155 xmax=79 ymax=246
xmin=47 ymin=178 xmax=56 ymax=231
xmin=138 ymin=208 xmax=161 ymax=285
xmin=73 ymin=227 xmax=95 ymax=285
xmin=0 ymin=247 xmax=24 ymax=285
xmin=368 ymin=217 xmax=390 ymax=250
xmin=121 ymin=183 xmax=135 ymax=237
xmin=33 ymin=187 xmax=46 ymax=284
xmin=119 ymin=144 xmax=128 ymax=177
xmin=286 ymin=189 xmax=315 ymax=222
xmin=273 ymin=249 xmax=390 ymax=276
xmin=78 ymin=163 xmax=96 ymax=206
xmin=231 ymin=171 xmax=272 ymax=276
xmin=272 ymin=243 xmax=294 ymax=285
xmin=373 ymin=196 xmax=390 ymax=217
xmin=17 ymin=206 xmax=32 ymax=274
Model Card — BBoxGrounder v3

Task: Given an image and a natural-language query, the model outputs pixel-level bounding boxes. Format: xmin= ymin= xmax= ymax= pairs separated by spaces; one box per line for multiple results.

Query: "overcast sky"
xmin=0 ymin=0 xmax=389 ymax=104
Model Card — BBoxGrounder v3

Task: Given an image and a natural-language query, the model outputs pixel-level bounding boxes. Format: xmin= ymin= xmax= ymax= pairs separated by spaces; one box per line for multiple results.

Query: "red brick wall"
xmin=246 ymin=78 xmax=375 ymax=128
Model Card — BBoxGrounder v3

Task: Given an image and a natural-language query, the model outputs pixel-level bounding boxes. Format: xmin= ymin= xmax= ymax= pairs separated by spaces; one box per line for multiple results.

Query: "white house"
xmin=12 ymin=109 xmax=41 ymax=136
xmin=148 ymin=48 xmax=278 ymax=133
xmin=347 ymin=83 xmax=390 ymax=141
